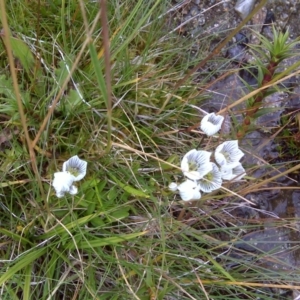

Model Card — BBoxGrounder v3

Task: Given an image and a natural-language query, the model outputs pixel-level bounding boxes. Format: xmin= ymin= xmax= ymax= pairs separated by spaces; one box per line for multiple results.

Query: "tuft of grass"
xmin=0 ymin=0 xmax=299 ymax=299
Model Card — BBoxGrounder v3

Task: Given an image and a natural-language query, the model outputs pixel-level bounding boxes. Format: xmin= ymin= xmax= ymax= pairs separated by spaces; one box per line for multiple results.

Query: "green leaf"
xmin=0 ymin=248 xmax=47 ymax=286
xmin=0 ymin=228 xmax=33 ymax=246
xmin=85 ymin=190 xmax=96 ymax=215
xmin=88 ymin=43 xmax=108 ymax=102
xmin=68 ymin=231 xmax=147 ymax=249
xmin=110 ymin=207 xmax=130 ymax=220
xmin=90 ymin=216 xmax=105 ymax=227
xmin=10 ymin=37 xmax=35 ymax=74
xmin=109 ymin=174 xmax=149 ymax=198
xmin=23 ymin=263 xmax=32 ymax=300
xmin=254 ymin=107 xmax=279 ymax=118
xmin=63 ymin=89 xmax=83 ymax=112
xmin=0 ymin=74 xmax=29 ymax=119
xmin=0 ymin=75 xmax=15 ymax=100
xmin=36 ymin=213 xmax=105 ymax=240
xmin=1 ymin=31 xmax=35 ymax=75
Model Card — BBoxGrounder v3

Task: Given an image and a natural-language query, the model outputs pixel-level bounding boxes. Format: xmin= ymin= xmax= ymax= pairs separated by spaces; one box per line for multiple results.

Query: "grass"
xmin=0 ymin=0 xmax=300 ymax=299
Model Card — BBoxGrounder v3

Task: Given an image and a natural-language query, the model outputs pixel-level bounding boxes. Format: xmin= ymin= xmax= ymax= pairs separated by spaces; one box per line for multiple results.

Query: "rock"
xmin=234 ymin=227 xmax=300 ymax=270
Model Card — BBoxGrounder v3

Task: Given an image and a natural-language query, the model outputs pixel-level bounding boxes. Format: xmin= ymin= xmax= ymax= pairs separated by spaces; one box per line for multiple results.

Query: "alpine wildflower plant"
xmin=170 ymin=138 xmax=245 ymax=201
xmin=53 ymin=155 xmax=87 ymax=198
xmin=169 ymin=110 xmax=246 ymax=202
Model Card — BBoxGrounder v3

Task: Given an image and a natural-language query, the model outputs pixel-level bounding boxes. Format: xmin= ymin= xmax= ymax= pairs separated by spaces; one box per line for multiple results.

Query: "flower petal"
xmin=192 ymin=188 xmax=201 ymax=200
xmin=69 ymin=185 xmax=78 ymax=195
xmin=215 ymin=140 xmax=244 ymax=166
xmin=200 ymin=113 xmax=224 ymax=136
xmin=181 ymin=149 xmax=212 ymax=180
xmin=214 ymin=151 xmax=227 ymax=166
xmin=177 ymin=180 xmax=201 ymax=201
xmin=168 ymin=182 xmax=178 ymax=192
xmin=199 ymin=163 xmax=222 ymax=193
xmin=183 ymin=170 xmax=206 ymax=181
xmin=53 ymin=171 xmax=76 ymax=198
xmin=63 ymin=155 xmax=87 ymax=181
xmin=220 ymin=162 xmax=240 ymax=180
xmin=221 ymin=162 xmax=246 ymax=181
xmin=231 ymin=163 xmax=246 ymax=181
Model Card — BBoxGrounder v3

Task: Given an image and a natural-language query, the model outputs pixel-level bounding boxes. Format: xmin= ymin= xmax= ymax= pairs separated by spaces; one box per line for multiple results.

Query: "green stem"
xmin=100 ymin=0 xmax=113 ymax=154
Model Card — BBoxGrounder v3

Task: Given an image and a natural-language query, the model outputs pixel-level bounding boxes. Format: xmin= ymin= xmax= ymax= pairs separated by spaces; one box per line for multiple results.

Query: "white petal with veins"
xmin=200 ymin=113 xmax=224 ymax=136
xmin=215 ymin=140 xmax=244 ymax=166
xmin=198 ymin=163 xmax=222 ymax=193
xmin=63 ymin=155 xmax=87 ymax=181
xmin=181 ymin=149 xmax=212 ymax=180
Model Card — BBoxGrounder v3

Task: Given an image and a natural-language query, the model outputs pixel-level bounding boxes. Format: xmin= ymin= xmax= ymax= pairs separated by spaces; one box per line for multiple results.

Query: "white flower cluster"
xmin=52 ymin=155 xmax=87 ymax=198
xmin=169 ymin=113 xmax=246 ymax=201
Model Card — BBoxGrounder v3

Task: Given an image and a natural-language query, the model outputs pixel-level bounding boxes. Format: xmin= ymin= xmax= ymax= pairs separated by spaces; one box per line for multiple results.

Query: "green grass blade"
xmin=0 ymin=248 xmax=47 ymax=286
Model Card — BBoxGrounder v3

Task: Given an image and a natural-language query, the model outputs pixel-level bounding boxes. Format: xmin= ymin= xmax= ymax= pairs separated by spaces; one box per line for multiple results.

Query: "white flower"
xmin=63 ymin=155 xmax=87 ymax=181
xmin=168 ymin=182 xmax=178 ymax=192
xmin=215 ymin=140 xmax=244 ymax=166
xmin=200 ymin=112 xmax=224 ymax=136
xmin=181 ymin=149 xmax=212 ymax=180
xmin=230 ymin=164 xmax=246 ymax=181
xmin=221 ymin=163 xmax=246 ymax=181
xmin=177 ymin=180 xmax=201 ymax=201
xmin=198 ymin=163 xmax=222 ymax=193
xmin=53 ymin=171 xmax=77 ymax=198
xmin=231 ymin=163 xmax=246 ymax=181
xmin=220 ymin=162 xmax=240 ymax=180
